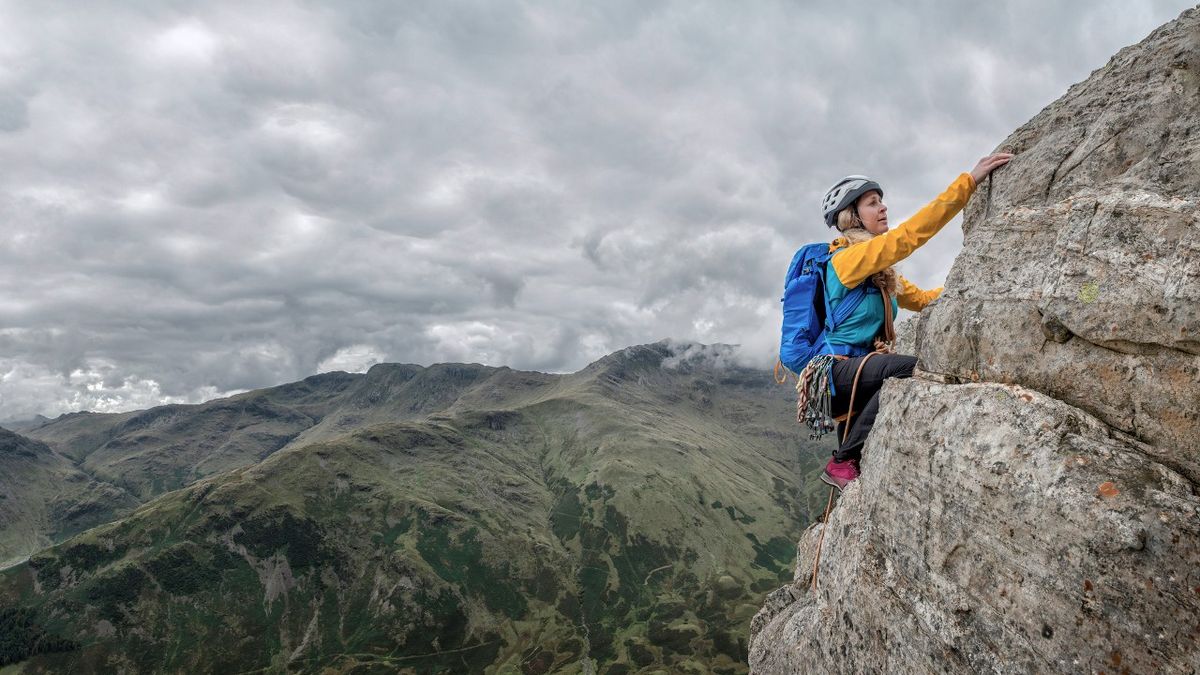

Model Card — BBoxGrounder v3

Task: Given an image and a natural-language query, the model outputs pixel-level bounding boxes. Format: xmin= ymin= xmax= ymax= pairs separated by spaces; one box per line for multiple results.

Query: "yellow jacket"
xmin=827 ymin=172 xmax=976 ymax=311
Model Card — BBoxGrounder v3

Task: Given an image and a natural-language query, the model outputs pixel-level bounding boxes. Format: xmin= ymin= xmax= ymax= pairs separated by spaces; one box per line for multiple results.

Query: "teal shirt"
xmin=825 ymin=260 xmax=898 ymax=349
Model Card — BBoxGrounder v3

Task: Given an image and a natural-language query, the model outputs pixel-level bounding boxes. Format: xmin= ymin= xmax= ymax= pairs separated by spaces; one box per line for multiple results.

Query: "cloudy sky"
xmin=0 ymin=0 xmax=1193 ymax=419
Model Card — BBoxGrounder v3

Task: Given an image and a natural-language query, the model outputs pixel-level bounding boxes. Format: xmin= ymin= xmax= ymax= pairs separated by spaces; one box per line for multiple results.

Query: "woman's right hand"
xmin=970 ymin=152 xmax=1014 ymax=184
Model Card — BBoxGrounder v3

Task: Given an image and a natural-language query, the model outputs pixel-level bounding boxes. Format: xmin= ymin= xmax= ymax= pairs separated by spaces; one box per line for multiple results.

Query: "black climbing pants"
xmin=830 ymin=354 xmax=917 ymax=462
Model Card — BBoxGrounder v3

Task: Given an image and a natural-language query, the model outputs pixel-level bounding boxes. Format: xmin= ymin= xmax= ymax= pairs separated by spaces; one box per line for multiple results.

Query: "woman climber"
xmin=807 ymin=152 xmax=1013 ymax=491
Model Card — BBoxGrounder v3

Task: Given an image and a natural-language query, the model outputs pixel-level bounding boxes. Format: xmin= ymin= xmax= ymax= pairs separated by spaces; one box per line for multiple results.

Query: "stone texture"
xmin=917 ymin=7 xmax=1200 ymax=471
xmin=752 ymin=8 xmax=1200 ymax=674
xmin=751 ymin=380 xmax=1200 ymax=674
xmin=893 ymin=316 xmax=917 ymax=356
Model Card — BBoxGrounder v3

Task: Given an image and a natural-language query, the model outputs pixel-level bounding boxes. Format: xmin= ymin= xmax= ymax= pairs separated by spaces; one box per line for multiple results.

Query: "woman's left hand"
xmin=970 ymin=152 xmax=1014 ymax=184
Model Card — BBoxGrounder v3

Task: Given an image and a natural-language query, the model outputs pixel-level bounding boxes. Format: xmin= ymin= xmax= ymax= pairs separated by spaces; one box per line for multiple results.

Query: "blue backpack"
xmin=778 ymin=243 xmax=872 ymax=374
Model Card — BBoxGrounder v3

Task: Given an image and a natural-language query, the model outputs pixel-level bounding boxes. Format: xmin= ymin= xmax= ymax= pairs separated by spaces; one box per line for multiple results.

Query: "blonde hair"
xmin=835 ymin=208 xmax=898 ymax=294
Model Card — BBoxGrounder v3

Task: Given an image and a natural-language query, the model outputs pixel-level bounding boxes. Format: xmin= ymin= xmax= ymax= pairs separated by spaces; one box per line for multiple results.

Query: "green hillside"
xmin=0 ymin=342 xmax=833 ymax=673
xmin=18 ymin=372 xmax=363 ymax=501
xmin=0 ymin=429 xmax=138 ymax=570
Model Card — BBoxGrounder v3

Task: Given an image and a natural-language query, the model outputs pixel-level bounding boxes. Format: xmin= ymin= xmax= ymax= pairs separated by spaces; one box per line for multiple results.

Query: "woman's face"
xmin=854 ymin=190 xmax=888 ymax=235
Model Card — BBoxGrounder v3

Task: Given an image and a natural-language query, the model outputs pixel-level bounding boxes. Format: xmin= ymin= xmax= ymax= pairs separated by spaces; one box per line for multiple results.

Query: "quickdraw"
xmin=794 ymin=354 xmax=841 ymax=440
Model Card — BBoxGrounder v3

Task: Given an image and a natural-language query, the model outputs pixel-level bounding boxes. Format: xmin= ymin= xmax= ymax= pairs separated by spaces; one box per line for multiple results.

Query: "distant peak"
xmin=364 ymin=362 xmax=425 ymax=378
xmin=582 ymin=340 xmax=748 ymax=376
xmin=658 ymin=340 xmax=743 ymax=371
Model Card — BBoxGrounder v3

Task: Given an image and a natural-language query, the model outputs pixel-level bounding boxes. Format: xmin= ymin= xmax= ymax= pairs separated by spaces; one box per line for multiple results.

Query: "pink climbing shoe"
xmin=820 ymin=458 xmax=860 ymax=492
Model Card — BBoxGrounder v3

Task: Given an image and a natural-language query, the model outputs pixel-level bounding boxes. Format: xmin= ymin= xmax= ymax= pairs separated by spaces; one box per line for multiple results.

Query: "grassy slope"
xmin=0 ymin=430 xmax=138 ymax=569
xmin=4 ymin=364 xmax=531 ymax=569
xmin=0 ymin=343 xmax=834 ymax=673
xmin=21 ymin=372 xmax=364 ymax=501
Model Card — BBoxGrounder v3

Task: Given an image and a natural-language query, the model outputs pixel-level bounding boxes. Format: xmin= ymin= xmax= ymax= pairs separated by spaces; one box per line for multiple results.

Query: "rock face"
xmin=751 ymin=8 xmax=1200 ymax=674
xmin=922 ymin=6 xmax=1200 ymax=472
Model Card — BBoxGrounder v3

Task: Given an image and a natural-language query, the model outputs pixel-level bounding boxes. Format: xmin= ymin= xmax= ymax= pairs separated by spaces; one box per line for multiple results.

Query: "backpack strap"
xmin=817 ymin=281 xmax=872 ymax=396
xmin=773 ymin=358 xmax=791 ymax=385
xmin=827 ymin=282 xmax=870 ymax=332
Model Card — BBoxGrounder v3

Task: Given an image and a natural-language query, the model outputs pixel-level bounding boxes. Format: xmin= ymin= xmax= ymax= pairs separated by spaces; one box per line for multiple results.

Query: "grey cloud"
xmin=0 ymin=91 xmax=30 ymax=132
xmin=0 ymin=0 xmax=1192 ymax=418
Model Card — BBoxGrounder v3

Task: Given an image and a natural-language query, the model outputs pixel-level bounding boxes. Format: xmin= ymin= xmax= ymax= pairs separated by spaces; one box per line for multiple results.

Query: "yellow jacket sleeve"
xmin=830 ymin=173 xmax=976 ymax=288
xmin=897 ymin=275 xmax=942 ymax=311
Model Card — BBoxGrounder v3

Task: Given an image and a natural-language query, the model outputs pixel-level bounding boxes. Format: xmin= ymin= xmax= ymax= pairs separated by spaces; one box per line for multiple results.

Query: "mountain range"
xmin=0 ymin=341 xmax=830 ymax=674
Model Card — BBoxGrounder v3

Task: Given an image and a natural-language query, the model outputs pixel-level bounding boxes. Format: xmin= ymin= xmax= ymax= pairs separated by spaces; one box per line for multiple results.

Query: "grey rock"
xmin=753 ymin=8 xmax=1200 ymax=674
xmin=751 ymin=379 xmax=1200 ymax=674
xmin=916 ymin=7 xmax=1200 ymax=472
xmin=893 ymin=316 xmax=918 ymax=356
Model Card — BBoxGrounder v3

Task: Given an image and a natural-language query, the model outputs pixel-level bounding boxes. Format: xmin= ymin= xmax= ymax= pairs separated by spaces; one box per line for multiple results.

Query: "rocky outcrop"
xmin=752 ymin=380 xmax=1198 ymax=673
xmin=751 ymin=8 xmax=1200 ymax=674
xmin=919 ymin=6 xmax=1200 ymax=473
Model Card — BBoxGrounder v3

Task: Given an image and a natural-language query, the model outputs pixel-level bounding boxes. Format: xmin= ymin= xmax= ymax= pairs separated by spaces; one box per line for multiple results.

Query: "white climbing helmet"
xmin=821 ymin=175 xmax=883 ymax=227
